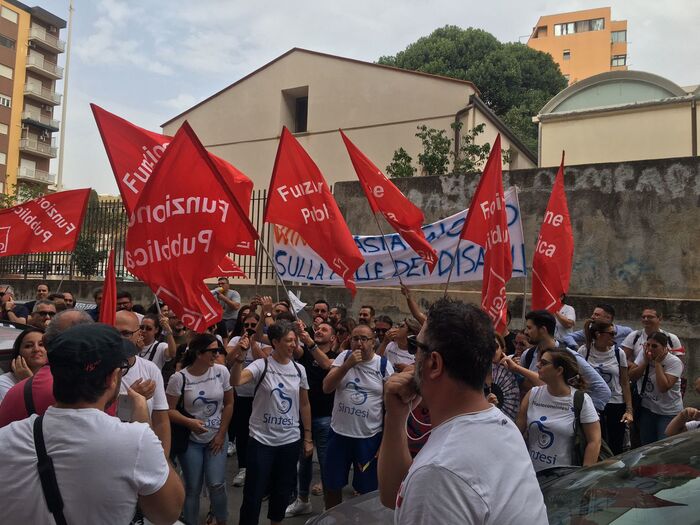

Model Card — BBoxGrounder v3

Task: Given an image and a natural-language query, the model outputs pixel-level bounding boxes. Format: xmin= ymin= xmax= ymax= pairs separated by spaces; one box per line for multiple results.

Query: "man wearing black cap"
xmin=0 ymin=323 xmax=184 ymax=525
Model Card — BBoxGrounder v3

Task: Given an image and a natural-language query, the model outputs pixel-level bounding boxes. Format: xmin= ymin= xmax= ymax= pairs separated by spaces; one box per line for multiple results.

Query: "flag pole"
xmin=258 ymin=241 xmax=298 ymax=320
xmin=372 ymin=213 xmax=405 ymax=286
xmin=443 ymin=237 xmax=463 ymax=297
xmin=154 ymin=293 xmax=162 ymax=315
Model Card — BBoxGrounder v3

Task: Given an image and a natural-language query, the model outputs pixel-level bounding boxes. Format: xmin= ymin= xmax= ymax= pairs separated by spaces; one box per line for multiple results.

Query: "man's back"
xmin=394 ymin=407 xmax=548 ymax=524
xmin=0 ymin=406 xmax=169 ymax=524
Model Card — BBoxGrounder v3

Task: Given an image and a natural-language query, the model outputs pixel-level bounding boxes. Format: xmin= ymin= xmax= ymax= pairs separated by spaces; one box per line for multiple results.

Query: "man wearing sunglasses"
xmin=378 ymin=298 xmax=547 ymax=524
xmin=322 ymin=324 xmax=393 ymax=510
xmin=28 ymin=300 xmax=56 ymax=329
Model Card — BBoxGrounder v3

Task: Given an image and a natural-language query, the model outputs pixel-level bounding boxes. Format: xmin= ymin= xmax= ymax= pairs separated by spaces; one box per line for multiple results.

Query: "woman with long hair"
xmin=579 ymin=320 xmax=633 ymax=454
xmin=166 ymin=333 xmax=234 ymax=525
xmin=377 ymin=318 xmax=421 ymax=370
xmin=628 ymin=331 xmax=683 ymax=445
xmin=517 ymin=349 xmax=601 ymax=476
xmin=0 ymin=326 xmax=46 ymax=402
xmin=229 ymin=305 xmax=253 ymax=339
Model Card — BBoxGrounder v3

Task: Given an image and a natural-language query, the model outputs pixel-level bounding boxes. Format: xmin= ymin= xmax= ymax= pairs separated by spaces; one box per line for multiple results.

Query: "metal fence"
xmin=0 ymin=192 xmax=275 ymax=282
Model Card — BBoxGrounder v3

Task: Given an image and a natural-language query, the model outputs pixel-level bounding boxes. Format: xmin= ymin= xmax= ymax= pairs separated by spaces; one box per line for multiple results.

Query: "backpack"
xmin=572 ymin=390 xmax=614 ymax=465
xmin=523 ymin=347 xmax=537 ymax=370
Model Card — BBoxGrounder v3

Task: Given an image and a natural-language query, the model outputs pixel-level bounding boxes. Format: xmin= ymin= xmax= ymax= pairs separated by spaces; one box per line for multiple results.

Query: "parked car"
xmin=306 ymin=431 xmax=700 ymax=524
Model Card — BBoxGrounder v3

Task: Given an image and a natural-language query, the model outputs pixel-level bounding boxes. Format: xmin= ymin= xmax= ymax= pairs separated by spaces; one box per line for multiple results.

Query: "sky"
xmin=32 ymin=0 xmax=700 ymax=195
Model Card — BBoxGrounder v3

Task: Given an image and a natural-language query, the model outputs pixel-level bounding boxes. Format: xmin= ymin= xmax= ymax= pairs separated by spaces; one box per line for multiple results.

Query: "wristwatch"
xmin=265 ymin=312 xmax=272 ymax=318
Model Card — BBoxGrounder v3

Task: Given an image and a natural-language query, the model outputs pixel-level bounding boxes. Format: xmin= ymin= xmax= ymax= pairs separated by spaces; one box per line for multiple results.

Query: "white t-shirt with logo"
xmin=228 ymin=336 xmax=271 ymax=397
xmin=330 ymin=352 xmax=394 ymax=438
xmin=622 ymin=330 xmax=684 ymax=361
xmin=0 ymin=371 xmax=18 ymax=403
xmin=554 ymin=304 xmax=576 ymax=340
xmin=526 ymin=386 xmax=598 ymax=472
xmin=686 ymin=420 xmax=700 ymax=431
xmin=138 ymin=341 xmax=171 ymax=370
xmin=0 ymin=407 xmax=169 ymax=525
xmin=246 ymin=357 xmax=309 ymax=446
xmin=577 ymin=345 xmax=628 ymax=404
xmin=384 ymin=342 xmax=415 ymax=368
xmin=166 ymin=364 xmax=232 ymax=444
xmin=119 ymin=356 xmax=169 ymax=416
xmin=634 ymin=352 xmax=683 ymax=415
xmin=395 ymin=406 xmax=548 ymax=525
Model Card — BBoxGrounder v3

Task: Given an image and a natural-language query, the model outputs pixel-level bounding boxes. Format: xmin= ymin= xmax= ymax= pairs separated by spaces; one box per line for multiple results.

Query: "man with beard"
xmin=0 ymin=323 xmax=184 ymax=524
xmin=23 ymin=283 xmax=49 ymax=314
xmin=378 ymin=298 xmax=547 ymax=524
xmin=358 ymin=305 xmax=375 ymax=327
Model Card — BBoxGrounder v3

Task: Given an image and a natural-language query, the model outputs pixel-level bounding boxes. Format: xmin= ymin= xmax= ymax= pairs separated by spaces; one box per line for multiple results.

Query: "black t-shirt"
xmin=298 ymin=343 xmax=338 ymax=419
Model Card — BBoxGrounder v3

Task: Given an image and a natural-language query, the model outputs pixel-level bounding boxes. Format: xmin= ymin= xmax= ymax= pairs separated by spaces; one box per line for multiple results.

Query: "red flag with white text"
xmin=340 ymin=130 xmax=437 ymax=272
xmin=531 ymin=153 xmax=574 ymax=312
xmin=0 ymin=189 xmax=90 ymax=257
xmin=209 ymin=256 xmax=246 ymax=279
xmin=125 ymin=122 xmax=256 ymax=332
xmin=459 ymin=135 xmax=512 ymax=333
xmin=265 ymin=127 xmax=364 ymax=294
xmin=99 ymin=249 xmax=117 ymax=326
xmin=91 ymin=103 xmax=256 ymax=256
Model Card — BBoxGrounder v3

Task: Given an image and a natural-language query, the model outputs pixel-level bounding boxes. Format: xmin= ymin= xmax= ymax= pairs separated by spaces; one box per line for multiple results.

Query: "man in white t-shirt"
xmin=116 ymin=310 xmax=171 ymax=456
xmin=554 ymin=295 xmax=575 ymax=341
xmin=0 ymin=323 xmax=184 ymax=525
xmin=378 ymin=298 xmax=547 ymax=525
xmin=621 ymin=308 xmax=684 ymax=362
xmin=322 ymin=323 xmax=394 ymax=510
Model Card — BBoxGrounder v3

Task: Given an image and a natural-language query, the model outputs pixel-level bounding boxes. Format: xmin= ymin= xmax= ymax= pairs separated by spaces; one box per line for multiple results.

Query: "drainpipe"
xmin=453 ymin=102 xmax=474 ymax=160
xmin=692 ymin=98 xmax=697 ymax=157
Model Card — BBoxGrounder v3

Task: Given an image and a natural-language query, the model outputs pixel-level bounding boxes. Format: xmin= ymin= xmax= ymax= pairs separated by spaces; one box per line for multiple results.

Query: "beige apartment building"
xmin=528 ymin=7 xmax=628 ymax=85
xmin=534 ymin=71 xmax=699 ymax=167
xmin=161 ymin=48 xmax=536 ymax=190
xmin=0 ymin=0 xmax=65 ymax=196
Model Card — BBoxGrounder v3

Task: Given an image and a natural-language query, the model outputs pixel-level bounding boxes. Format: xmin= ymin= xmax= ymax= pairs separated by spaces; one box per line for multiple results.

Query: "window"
xmin=0 ymin=64 xmax=12 ymax=80
xmin=611 ymin=30 xmax=627 ymax=43
xmin=611 ymin=55 xmax=627 ymax=67
xmin=0 ymin=152 xmax=5 ymax=165
xmin=282 ymin=86 xmax=309 ymax=134
xmin=554 ymin=22 xmax=575 ymax=35
xmin=0 ymin=123 xmax=7 ymax=134
xmin=575 ymin=20 xmax=590 ymax=33
xmin=0 ymin=7 xmax=18 ymax=23
xmin=294 ymin=96 xmax=308 ymax=133
xmin=591 ymin=18 xmax=605 ymax=31
xmin=0 ymin=95 xmax=10 ymax=108
xmin=0 ymin=35 xmax=14 ymax=49
xmin=533 ymin=25 xmax=547 ymax=38
xmin=563 ymin=49 xmax=571 ymax=60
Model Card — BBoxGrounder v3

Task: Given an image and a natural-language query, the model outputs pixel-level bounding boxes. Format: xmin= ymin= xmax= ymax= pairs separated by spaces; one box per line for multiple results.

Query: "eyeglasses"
xmin=350 ymin=336 xmax=372 ymax=343
xmin=119 ymin=329 xmax=139 ymax=337
xmin=374 ymin=328 xmax=388 ymax=334
xmin=538 ymin=359 xmax=553 ymax=367
xmin=36 ymin=311 xmax=56 ymax=318
xmin=244 ymin=323 xmax=258 ymax=328
xmin=406 ymin=334 xmax=430 ymax=355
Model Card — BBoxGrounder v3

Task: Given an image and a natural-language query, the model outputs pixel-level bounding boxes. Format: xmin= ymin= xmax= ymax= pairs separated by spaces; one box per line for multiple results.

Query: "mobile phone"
xmin=245 ymin=328 xmax=256 ymax=337
xmin=116 ymin=394 xmax=134 ymax=422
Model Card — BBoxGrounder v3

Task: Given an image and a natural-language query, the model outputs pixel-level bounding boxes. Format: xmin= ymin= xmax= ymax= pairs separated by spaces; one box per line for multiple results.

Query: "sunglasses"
xmin=406 ymin=334 xmax=430 ymax=355
xmin=36 ymin=311 xmax=56 ymax=318
xmin=243 ymin=323 xmax=258 ymax=328
xmin=119 ymin=329 xmax=139 ymax=337
xmin=374 ymin=328 xmax=388 ymax=334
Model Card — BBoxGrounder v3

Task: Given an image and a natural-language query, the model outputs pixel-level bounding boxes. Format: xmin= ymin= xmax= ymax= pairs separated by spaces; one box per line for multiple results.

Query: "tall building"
xmin=0 ymin=0 xmax=65 ymax=197
xmin=527 ymin=7 xmax=627 ymax=85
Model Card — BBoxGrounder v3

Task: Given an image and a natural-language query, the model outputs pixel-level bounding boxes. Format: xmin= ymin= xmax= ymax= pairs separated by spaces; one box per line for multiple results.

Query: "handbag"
xmin=169 ymin=371 xmax=193 ymax=459
xmin=572 ymin=390 xmax=614 ymax=465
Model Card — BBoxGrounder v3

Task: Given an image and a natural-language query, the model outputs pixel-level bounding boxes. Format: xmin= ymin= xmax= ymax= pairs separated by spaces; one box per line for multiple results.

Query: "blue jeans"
xmin=179 ymin=438 xmax=228 ymax=525
xmin=638 ymin=406 xmax=675 ymax=445
xmin=298 ymin=416 xmax=331 ymax=499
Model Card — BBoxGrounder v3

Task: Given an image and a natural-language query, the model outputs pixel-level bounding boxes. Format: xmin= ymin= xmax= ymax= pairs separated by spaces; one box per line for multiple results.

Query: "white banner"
xmin=272 ymin=187 xmax=526 ymax=286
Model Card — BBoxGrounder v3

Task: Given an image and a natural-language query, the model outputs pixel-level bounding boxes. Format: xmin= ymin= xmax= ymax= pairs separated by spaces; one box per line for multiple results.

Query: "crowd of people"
xmin=0 ymin=279 xmax=697 ymax=524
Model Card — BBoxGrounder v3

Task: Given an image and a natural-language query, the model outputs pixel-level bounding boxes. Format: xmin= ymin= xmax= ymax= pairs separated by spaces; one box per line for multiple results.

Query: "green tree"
xmin=386 ymin=147 xmax=416 ymax=178
xmin=73 ymin=237 xmax=106 ymax=279
xmin=0 ymin=184 xmax=45 ymax=209
xmin=415 ymin=125 xmax=451 ymax=176
xmin=378 ymin=26 xmax=567 ymax=151
xmin=451 ymin=122 xmax=491 ymax=174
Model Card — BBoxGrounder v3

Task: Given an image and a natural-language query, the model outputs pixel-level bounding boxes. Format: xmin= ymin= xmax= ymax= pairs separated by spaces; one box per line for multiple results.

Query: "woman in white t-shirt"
xmin=0 ymin=327 xmax=46 ymax=403
xmin=628 ymin=331 xmax=684 ymax=445
xmin=229 ymin=320 xmax=312 ymax=525
xmin=166 ymin=333 xmax=233 ymax=525
xmin=578 ymin=320 xmax=633 ymax=454
xmin=377 ymin=318 xmax=421 ymax=370
xmin=138 ymin=313 xmax=176 ymax=370
xmin=517 ymin=349 xmax=601 ymax=476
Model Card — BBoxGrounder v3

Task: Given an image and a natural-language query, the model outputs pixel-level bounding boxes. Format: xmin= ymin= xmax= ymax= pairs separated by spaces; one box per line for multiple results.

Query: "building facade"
xmin=527 ymin=7 xmax=627 ymax=85
xmin=534 ymin=71 xmax=699 ymax=167
xmin=0 ymin=0 xmax=65 ymax=197
xmin=161 ymin=48 xmax=536 ymax=191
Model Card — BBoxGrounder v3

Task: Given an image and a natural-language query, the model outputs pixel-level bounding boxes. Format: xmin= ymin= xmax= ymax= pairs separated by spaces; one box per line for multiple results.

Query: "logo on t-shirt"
xmin=271 ymin=383 xmax=293 ymax=414
xmin=594 ymin=365 xmax=613 ymax=385
xmin=345 ymin=378 xmax=368 ymax=405
xmin=529 ymin=416 xmax=555 ymax=449
xmin=193 ymin=390 xmax=219 ymax=417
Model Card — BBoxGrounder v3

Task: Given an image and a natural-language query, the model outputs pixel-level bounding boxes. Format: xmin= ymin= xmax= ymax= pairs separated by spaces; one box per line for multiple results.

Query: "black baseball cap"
xmin=47 ymin=323 xmax=137 ymax=375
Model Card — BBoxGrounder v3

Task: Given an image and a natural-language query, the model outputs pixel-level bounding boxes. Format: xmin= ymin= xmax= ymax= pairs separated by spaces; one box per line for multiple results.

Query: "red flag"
xmin=209 ymin=256 xmax=247 ymax=279
xmin=125 ymin=122 xmax=255 ymax=332
xmin=531 ymin=153 xmax=574 ymax=312
xmin=265 ymin=127 xmax=364 ymax=294
xmin=459 ymin=135 xmax=512 ymax=333
xmin=91 ymin=103 xmax=256 ymax=256
xmin=340 ymin=130 xmax=437 ymax=272
xmin=99 ymin=249 xmax=116 ymax=326
xmin=0 ymin=189 xmax=90 ymax=257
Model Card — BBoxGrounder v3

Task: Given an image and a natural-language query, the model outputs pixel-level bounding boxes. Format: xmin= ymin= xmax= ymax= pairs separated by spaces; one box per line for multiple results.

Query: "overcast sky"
xmin=34 ymin=0 xmax=699 ymax=195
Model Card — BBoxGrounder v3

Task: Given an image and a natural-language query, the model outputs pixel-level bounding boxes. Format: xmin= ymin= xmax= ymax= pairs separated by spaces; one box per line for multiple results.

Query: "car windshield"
xmin=543 ymin=432 xmax=700 ymax=524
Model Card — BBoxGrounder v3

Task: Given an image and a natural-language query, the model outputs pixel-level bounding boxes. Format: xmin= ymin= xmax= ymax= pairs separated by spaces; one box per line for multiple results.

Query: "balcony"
xmin=19 ymin=137 xmax=58 ymax=158
xmin=21 ymin=111 xmax=59 ymax=132
xmin=28 ymin=26 xmax=66 ymax=53
xmin=26 ymin=53 xmax=64 ymax=80
xmin=17 ymin=166 xmax=56 ymax=185
xmin=23 ymin=83 xmax=61 ymax=105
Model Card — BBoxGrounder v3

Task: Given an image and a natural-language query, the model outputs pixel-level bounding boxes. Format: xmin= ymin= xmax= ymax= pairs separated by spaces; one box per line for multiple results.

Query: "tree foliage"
xmin=0 ymin=184 xmax=45 ymax=209
xmin=386 ymin=147 xmax=416 ymax=179
xmin=73 ymin=237 xmax=106 ymax=279
xmin=378 ymin=26 xmax=567 ymax=152
xmin=415 ymin=125 xmax=452 ymax=176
